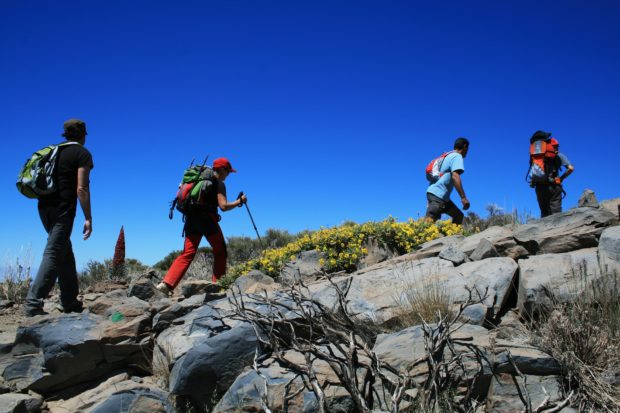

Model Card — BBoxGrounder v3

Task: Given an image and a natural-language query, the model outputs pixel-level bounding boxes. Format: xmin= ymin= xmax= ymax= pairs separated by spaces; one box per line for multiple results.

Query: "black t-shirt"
xmin=190 ymin=179 xmax=226 ymax=216
xmin=206 ymin=180 xmax=226 ymax=214
xmin=40 ymin=143 xmax=94 ymax=216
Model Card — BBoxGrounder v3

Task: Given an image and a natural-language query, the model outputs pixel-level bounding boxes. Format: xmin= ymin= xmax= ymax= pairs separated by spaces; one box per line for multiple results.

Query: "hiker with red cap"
xmin=157 ymin=157 xmax=247 ymax=294
xmin=527 ymin=130 xmax=574 ymax=217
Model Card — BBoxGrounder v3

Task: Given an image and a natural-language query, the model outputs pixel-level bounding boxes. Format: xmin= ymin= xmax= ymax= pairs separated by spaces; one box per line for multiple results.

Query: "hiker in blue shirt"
xmin=425 ymin=137 xmax=470 ymax=225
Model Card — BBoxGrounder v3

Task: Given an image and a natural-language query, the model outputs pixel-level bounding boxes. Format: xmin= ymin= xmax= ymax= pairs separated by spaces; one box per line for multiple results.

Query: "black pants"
xmin=425 ymin=193 xmax=464 ymax=225
xmin=535 ymin=184 xmax=564 ymax=218
xmin=26 ymin=204 xmax=80 ymax=310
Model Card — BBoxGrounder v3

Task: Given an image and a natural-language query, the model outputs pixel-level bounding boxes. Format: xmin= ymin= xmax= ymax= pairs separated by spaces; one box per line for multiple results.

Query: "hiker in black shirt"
xmin=25 ymin=119 xmax=94 ymax=317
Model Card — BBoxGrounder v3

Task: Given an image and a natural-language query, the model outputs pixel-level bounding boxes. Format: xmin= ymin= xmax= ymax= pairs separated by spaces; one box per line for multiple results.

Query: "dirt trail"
xmin=0 ymin=309 xmax=23 ymax=344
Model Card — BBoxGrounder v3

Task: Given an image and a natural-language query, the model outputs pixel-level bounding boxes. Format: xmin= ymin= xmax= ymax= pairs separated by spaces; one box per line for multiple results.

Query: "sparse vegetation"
xmin=530 ymin=267 xmax=620 ymax=412
xmin=0 ymin=251 xmax=33 ymax=303
xmin=79 ymin=258 xmax=148 ymax=289
xmin=462 ymin=203 xmax=534 ymax=235
xmin=390 ymin=277 xmax=456 ymax=331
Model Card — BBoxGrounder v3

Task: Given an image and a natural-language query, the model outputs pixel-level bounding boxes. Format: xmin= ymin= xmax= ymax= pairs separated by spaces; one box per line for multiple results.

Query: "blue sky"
xmin=1 ymin=1 xmax=619 ymax=269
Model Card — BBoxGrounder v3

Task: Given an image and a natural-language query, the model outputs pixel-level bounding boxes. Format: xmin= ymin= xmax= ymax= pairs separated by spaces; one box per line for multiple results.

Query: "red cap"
xmin=212 ymin=157 xmax=237 ymax=172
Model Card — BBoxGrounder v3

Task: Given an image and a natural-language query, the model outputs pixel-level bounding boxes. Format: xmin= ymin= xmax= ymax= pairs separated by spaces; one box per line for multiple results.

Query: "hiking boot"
xmin=156 ymin=282 xmax=171 ymax=296
xmin=23 ymin=306 xmax=48 ymax=317
xmin=61 ymin=300 xmax=84 ymax=314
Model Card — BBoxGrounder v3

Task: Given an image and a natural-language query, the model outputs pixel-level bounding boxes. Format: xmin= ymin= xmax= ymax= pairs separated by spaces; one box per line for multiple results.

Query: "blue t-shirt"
xmin=556 ymin=152 xmax=571 ymax=173
xmin=427 ymin=152 xmax=465 ymax=201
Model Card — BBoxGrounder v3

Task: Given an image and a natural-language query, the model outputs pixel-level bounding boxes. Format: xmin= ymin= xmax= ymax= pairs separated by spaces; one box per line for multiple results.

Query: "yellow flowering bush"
xmin=226 ymin=217 xmax=461 ymax=283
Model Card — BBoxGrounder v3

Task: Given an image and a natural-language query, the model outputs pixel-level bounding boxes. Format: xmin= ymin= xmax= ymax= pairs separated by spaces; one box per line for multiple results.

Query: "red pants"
xmin=163 ymin=213 xmax=227 ymax=289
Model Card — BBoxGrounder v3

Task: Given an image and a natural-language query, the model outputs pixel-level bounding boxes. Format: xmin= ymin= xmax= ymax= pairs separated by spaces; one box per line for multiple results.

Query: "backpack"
xmin=16 ymin=141 xmax=79 ymax=199
xmin=527 ymin=132 xmax=560 ymax=185
xmin=168 ymin=160 xmax=215 ymax=219
xmin=425 ymin=151 xmax=454 ymax=183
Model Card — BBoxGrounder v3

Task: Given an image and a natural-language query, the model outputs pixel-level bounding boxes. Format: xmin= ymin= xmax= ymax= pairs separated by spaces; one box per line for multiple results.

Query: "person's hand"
xmin=83 ymin=219 xmax=92 ymax=240
xmin=554 ymin=177 xmax=562 ymax=185
xmin=461 ymin=197 xmax=470 ymax=211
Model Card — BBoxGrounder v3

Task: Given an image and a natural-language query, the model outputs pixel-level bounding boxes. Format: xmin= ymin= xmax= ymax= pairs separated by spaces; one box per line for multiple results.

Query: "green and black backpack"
xmin=168 ymin=158 xmax=215 ymax=219
xmin=16 ymin=141 xmax=79 ymax=199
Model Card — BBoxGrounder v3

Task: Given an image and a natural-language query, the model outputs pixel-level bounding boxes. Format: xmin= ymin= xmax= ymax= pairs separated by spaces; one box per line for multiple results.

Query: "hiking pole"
xmin=238 ymin=192 xmax=264 ymax=248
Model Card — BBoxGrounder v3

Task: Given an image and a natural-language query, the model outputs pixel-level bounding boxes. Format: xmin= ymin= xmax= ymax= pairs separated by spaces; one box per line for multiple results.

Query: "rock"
xmin=438 ymin=244 xmax=468 ymax=266
xmin=374 ymin=324 xmax=493 ymax=398
xmin=503 ymin=245 xmax=530 ymax=261
xmin=458 ymin=226 xmax=516 ymax=255
xmin=517 ymin=248 xmax=601 ymax=318
xmin=0 ymin=392 xmax=43 ymax=413
xmin=0 ymin=311 xmax=151 ymax=397
xmin=155 ymin=297 xmax=281 ymax=406
xmin=152 ymin=293 xmax=206 ymax=333
xmin=408 ymin=235 xmax=465 ymax=260
xmin=493 ymin=343 xmax=560 ymax=375
xmin=486 ymin=374 xmax=574 ymax=412
xmin=47 ymin=373 xmax=171 ymax=413
xmin=168 ymin=321 xmax=258 ymax=406
xmin=232 ymin=270 xmax=280 ymax=294
xmin=214 ymin=350 xmax=349 ymax=413
xmin=513 ymin=207 xmax=617 ymax=254
xmin=578 ymin=189 xmax=599 ymax=208
xmin=127 ymin=270 xmax=162 ymax=301
xmin=458 ymin=258 xmax=519 ymax=322
xmin=359 ymin=237 xmax=393 ymax=268
xmin=313 ymin=256 xmax=517 ymax=327
xmin=598 ymin=226 xmax=620 ymax=276
xmin=0 ymin=301 xmax=14 ymax=311
xmin=89 ymin=289 xmax=152 ymax=320
xmin=181 ymin=280 xmax=221 ymax=298
xmin=279 ymin=249 xmax=326 ymax=285
xmin=469 ymin=239 xmax=499 ymax=261
xmin=600 ymin=198 xmax=620 ymax=219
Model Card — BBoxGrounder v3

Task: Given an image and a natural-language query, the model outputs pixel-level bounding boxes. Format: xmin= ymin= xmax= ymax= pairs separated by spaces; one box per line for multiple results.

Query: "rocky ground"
xmin=0 ymin=194 xmax=619 ymax=413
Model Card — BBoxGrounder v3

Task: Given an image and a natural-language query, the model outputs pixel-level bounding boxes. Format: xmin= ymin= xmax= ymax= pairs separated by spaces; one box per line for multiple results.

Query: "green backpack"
xmin=168 ymin=159 xmax=215 ymax=219
xmin=16 ymin=141 xmax=79 ymax=199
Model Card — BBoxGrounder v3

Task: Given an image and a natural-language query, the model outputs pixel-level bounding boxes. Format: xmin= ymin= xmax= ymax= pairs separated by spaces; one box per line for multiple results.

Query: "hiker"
xmin=527 ymin=130 xmax=574 ymax=217
xmin=157 ymin=157 xmax=247 ymax=294
xmin=425 ymin=137 xmax=470 ymax=225
xmin=24 ymin=119 xmax=94 ymax=317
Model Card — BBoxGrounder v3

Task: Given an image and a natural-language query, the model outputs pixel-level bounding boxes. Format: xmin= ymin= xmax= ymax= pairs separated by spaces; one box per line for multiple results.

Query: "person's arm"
xmin=557 ymin=164 xmax=574 ymax=183
xmin=77 ymin=166 xmax=92 ymax=239
xmin=452 ymin=171 xmax=470 ymax=210
xmin=217 ymin=192 xmax=247 ymax=212
xmin=555 ymin=153 xmax=574 ymax=184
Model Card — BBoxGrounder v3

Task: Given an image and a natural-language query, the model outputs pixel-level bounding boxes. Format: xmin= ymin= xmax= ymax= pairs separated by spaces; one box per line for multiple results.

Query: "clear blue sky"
xmin=2 ymin=1 xmax=619 ymax=269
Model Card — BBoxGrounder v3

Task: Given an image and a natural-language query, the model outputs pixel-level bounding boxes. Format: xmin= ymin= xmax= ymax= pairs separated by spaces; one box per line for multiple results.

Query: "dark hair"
xmin=454 ymin=137 xmax=469 ymax=150
xmin=62 ymin=131 xmax=84 ymax=141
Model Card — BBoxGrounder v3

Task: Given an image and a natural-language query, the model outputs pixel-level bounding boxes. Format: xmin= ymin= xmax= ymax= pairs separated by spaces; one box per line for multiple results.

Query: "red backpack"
xmin=425 ymin=151 xmax=454 ymax=183
xmin=527 ymin=131 xmax=560 ymax=185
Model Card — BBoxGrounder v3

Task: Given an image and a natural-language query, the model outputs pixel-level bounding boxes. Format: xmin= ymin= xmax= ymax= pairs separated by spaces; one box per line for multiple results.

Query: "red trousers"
xmin=163 ymin=213 xmax=227 ymax=289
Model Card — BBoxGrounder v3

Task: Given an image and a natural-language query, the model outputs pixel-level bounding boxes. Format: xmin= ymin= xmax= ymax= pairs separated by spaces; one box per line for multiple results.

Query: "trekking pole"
xmin=238 ymin=192 xmax=264 ymax=248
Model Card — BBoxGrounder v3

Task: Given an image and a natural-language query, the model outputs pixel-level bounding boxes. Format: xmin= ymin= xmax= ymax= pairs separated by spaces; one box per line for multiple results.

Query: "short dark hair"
xmin=454 ymin=137 xmax=469 ymax=150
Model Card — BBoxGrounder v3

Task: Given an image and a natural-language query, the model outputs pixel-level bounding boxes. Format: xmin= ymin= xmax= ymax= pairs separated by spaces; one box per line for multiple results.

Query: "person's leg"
xmin=549 ymin=185 xmax=564 ymax=215
xmin=535 ymin=185 xmax=551 ymax=217
xmin=205 ymin=214 xmax=227 ymax=283
xmin=425 ymin=193 xmax=446 ymax=222
xmin=26 ymin=206 xmax=73 ymax=314
xmin=57 ymin=240 xmax=81 ymax=311
xmin=443 ymin=200 xmax=464 ymax=225
xmin=162 ymin=234 xmax=201 ymax=289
